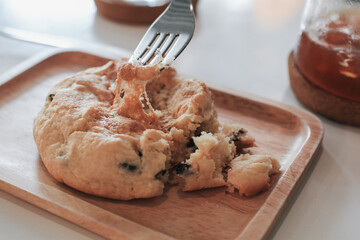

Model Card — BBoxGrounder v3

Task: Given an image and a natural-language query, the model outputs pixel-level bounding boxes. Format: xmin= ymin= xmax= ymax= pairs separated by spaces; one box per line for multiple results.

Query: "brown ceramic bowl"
xmin=95 ymin=0 xmax=199 ymax=24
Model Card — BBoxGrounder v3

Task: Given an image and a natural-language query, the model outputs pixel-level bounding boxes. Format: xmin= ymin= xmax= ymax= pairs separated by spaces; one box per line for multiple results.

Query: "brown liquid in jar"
xmin=294 ymin=9 xmax=360 ymax=102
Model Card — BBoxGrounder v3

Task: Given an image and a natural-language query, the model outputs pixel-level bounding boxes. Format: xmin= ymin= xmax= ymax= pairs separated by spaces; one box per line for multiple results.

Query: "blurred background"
xmin=0 ymin=0 xmax=305 ymax=101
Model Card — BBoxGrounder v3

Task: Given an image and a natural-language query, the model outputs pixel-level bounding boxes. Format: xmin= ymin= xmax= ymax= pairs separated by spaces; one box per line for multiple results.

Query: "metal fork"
xmin=129 ymin=0 xmax=195 ymax=67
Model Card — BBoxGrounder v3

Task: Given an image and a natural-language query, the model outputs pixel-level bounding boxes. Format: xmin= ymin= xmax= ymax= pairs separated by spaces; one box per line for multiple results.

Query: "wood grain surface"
xmin=0 ymin=50 xmax=323 ymax=240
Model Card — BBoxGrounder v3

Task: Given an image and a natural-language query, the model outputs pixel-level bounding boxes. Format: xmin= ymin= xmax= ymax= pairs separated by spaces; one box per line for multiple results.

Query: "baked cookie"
xmin=226 ymin=154 xmax=280 ymax=197
xmin=33 ymin=59 xmax=279 ymax=200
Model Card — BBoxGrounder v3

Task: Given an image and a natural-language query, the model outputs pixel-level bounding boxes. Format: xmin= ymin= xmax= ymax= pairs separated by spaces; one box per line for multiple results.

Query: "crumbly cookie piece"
xmin=221 ymin=124 xmax=256 ymax=150
xmin=33 ymin=59 xmax=278 ymax=200
xmin=226 ymin=154 xmax=280 ymax=197
xmin=179 ymin=132 xmax=234 ymax=191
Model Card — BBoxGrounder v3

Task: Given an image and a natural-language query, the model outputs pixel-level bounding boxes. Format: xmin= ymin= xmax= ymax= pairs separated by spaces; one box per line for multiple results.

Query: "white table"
xmin=0 ymin=0 xmax=359 ymax=239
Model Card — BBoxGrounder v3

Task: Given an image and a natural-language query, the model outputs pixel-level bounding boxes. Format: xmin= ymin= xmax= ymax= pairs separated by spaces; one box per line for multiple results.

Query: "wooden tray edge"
xmin=0 ymin=48 xmax=131 ymax=87
xmin=0 ymin=168 xmax=173 ymax=240
xmin=207 ymin=81 xmax=324 ymax=240
xmin=0 ymin=48 xmax=324 ymax=240
xmin=234 ymin=94 xmax=324 ymax=239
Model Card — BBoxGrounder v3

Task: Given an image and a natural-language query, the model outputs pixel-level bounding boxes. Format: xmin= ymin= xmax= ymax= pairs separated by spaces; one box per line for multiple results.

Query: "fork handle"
xmin=171 ymin=0 xmax=193 ymax=6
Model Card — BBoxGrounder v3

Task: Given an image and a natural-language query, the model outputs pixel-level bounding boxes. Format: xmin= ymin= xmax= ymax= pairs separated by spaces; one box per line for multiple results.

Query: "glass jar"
xmin=293 ymin=0 xmax=360 ymax=102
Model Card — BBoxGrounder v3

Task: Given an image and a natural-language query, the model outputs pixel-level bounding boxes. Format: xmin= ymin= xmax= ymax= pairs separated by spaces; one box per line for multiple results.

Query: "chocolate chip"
xmin=231 ymin=128 xmax=246 ymax=142
xmin=128 ymin=165 xmax=137 ymax=171
xmin=175 ymin=163 xmax=190 ymax=175
xmin=222 ymin=165 xmax=231 ymax=175
xmin=47 ymin=93 xmax=55 ymax=102
xmin=155 ymin=169 xmax=167 ymax=180
xmin=186 ymin=138 xmax=196 ymax=148
xmin=194 ymin=127 xmax=202 ymax=137
xmin=160 ymin=84 xmax=165 ymax=89
xmin=119 ymin=162 xmax=138 ymax=172
xmin=120 ymin=89 xmax=125 ymax=98
xmin=138 ymin=151 xmax=143 ymax=157
xmin=222 ymin=165 xmax=232 ymax=181
xmin=156 ymin=91 xmax=160 ymax=94
xmin=238 ymin=128 xmax=245 ymax=134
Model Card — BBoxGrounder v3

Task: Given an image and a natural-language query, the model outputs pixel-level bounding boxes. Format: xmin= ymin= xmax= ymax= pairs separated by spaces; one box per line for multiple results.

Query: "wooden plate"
xmin=0 ymin=49 xmax=323 ymax=240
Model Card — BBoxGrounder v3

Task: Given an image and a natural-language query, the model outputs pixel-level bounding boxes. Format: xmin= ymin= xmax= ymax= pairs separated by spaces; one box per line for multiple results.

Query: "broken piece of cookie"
xmin=33 ymin=59 xmax=279 ymax=200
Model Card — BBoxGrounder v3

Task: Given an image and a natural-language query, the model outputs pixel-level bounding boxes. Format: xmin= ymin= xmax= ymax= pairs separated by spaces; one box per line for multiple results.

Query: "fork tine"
xmin=130 ymin=0 xmax=195 ymax=66
xmin=141 ymin=33 xmax=167 ymax=65
xmin=162 ymin=34 xmax=191 ymax=66
xmin=129 ymin=30 xmax=158 ymax=63
xmin=149 ymin=34 xmax=177 ymax=65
